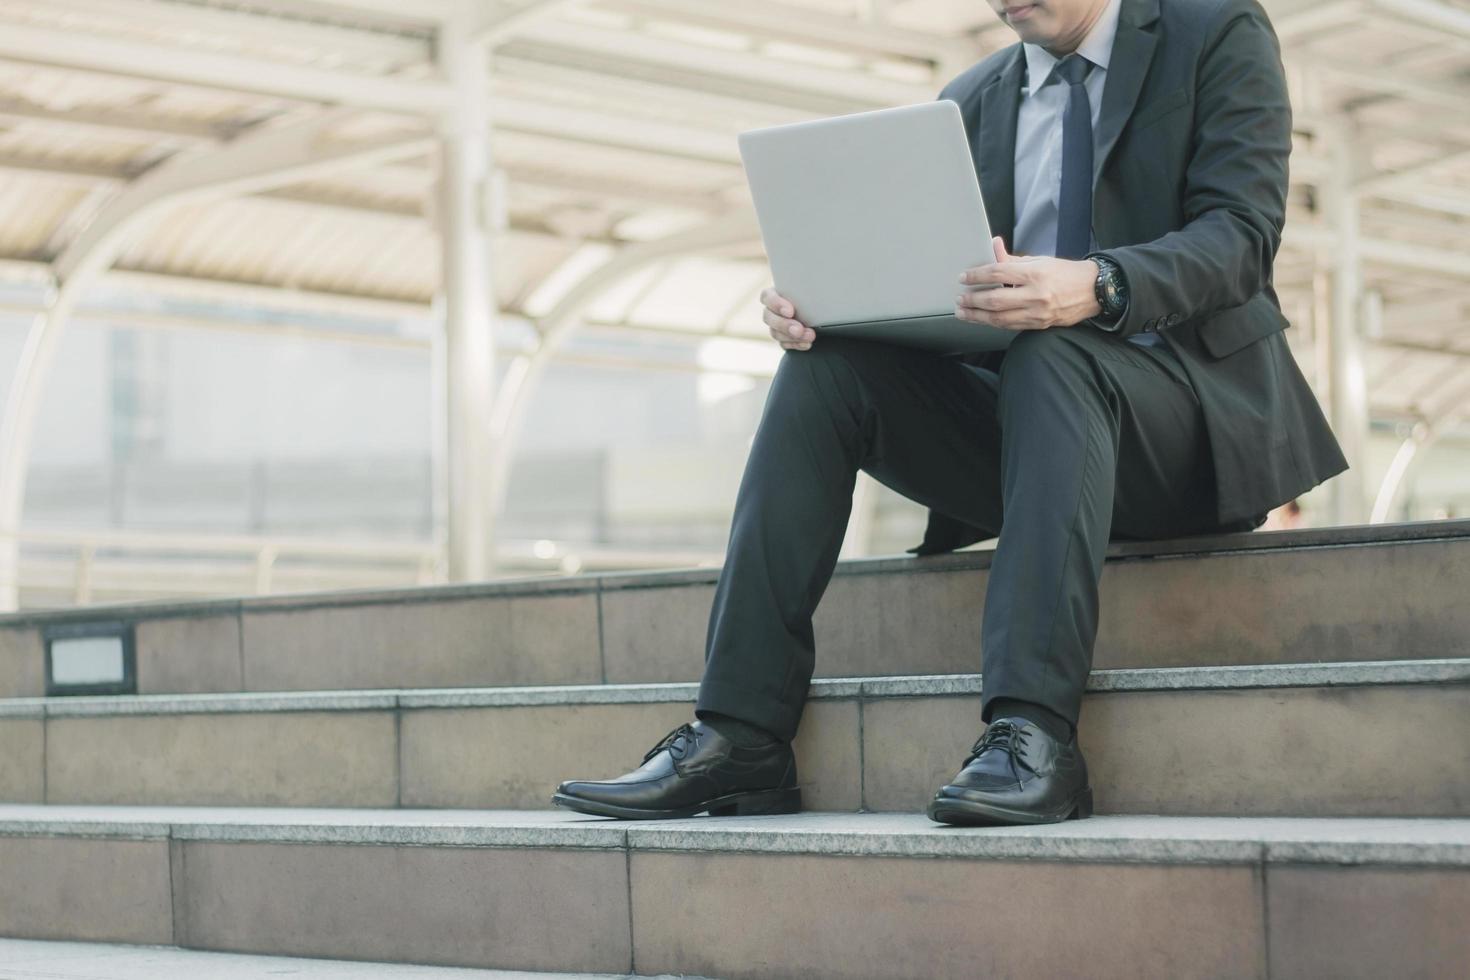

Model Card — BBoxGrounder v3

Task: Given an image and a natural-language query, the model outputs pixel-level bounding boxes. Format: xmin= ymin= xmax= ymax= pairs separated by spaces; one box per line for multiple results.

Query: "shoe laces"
xmin=643 ymin=722 xmax=700 ymax=765
xmin=963 ymin=719 xmax=1035 ymax=781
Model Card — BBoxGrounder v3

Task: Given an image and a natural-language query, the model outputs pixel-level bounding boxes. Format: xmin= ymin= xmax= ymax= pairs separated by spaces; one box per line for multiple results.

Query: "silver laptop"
xmin=738 ymin=100 xmax=1014 ymax=355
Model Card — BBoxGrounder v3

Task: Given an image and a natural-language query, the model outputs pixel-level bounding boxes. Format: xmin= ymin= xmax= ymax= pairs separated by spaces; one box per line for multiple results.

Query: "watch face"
xmin=1104 ymin=269 xmax=1126 ymax=314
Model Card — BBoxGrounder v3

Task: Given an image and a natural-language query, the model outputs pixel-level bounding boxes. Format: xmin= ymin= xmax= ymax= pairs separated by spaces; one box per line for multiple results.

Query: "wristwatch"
xmin=1088 ymin=254 xmax=1129 ymax=332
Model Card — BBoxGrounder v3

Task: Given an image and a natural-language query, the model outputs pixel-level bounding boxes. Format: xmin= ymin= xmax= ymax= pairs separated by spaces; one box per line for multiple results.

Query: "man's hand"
xmin=761 ymin=286 xmax=815 ymax=351
xmin=956 ymin=237 xmax=1102 ymax=331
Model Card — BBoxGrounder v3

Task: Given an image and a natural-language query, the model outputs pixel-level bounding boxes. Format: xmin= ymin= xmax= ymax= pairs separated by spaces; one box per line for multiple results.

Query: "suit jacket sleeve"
xmin=1094 ymin=0 xmax=1291 ymax=340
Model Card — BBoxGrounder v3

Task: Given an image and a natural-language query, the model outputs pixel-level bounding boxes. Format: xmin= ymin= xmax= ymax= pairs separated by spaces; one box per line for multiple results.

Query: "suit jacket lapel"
xmin=1094 ymin=0 xmax=1161 ymax=181
xmin=976 ymin=47 xmax=1024 ymax=249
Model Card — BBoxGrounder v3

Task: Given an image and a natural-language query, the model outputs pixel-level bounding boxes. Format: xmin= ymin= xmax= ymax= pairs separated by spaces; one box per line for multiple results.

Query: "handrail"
xmin=1 ymin=526 xmax=438 ymax=560
xmin=0 ymin=526 xmax=725 ymax=606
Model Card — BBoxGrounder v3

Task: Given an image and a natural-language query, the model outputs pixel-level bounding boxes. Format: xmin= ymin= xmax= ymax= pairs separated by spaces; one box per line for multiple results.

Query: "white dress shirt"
xmin=1009 ymin=0 xmax=1158 ymax=346
xmin=1012 ymin=0 xmax=1117 ymax=260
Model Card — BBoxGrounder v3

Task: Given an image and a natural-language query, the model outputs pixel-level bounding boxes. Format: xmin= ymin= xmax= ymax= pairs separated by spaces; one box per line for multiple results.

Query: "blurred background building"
xmin=0 ymin=0 xmax=1467 ymax=609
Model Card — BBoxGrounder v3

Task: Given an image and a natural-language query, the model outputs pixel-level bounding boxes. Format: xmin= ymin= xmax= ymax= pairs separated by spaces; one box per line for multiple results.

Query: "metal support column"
xmin=1324 ymin=119 xmax=1371 ymax=525
xmin=436 ymin=9 xmax=498 ymax=581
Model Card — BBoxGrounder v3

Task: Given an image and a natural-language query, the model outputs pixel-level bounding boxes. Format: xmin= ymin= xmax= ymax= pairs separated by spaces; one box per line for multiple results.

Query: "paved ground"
xmin=0 ymin=939 xmax=694 ymax=979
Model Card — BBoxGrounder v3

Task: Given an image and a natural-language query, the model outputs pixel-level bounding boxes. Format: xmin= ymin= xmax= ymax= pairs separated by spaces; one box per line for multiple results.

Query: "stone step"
xmin=2 ymin=659 xmax=1465 ymax=817
xmin=0 ymin=938 xmax=661 ymax=980
xmin=2 ymin=521 xmax=1466 ymax=699
xmin=0 ymin=805 xmax=1464 ymax=979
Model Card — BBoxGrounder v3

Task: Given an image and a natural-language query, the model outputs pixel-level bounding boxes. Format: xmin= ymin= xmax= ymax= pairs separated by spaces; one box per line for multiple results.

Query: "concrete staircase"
xmin=1 ymin=521 xmax=1467 ymax=978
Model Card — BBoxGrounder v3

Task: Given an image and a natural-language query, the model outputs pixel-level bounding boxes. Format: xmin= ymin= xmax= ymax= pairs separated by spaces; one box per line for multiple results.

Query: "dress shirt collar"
xmin=1021 ymin=0 xmax=1122 ymax=88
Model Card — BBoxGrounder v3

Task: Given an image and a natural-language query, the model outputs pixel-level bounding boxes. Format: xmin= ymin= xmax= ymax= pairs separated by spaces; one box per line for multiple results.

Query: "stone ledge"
xmin=0 ymin=806 xmax=1464 ymax=867
xmin=0 ymin=805 xmax=623 ymax=849
xmin=13 ymin=658 xmax=1468 ymax=717
xmin=397 ymin=681 xmax=703 ymax=709
xmin=0 ymin=698 xmax=46 ymax=719
xmin=1079 ymin=658 xmax=1470 ymax=692
xmin=0 ymin=938 xmax=657 ymax=980
xmin=0 ymin=597 xmax=245 ymax=628
xmin=624 ymin=812 xmax=1470 ymax=865
xmin=41 ymin=690 xmax=398 ymax=717
xmin=592 ymin=518 xmax=1470 ymax=589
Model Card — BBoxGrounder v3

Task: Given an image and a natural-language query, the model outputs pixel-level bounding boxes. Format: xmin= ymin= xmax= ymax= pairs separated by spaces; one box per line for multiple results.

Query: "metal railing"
xmin=2 ymin=526 xmax=727 ymax=609
xmin=6 ymin=526 xmax=442 ymax=606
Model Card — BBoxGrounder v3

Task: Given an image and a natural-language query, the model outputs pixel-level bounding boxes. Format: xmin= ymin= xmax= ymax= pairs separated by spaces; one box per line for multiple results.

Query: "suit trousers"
xmin=694 ymin=325 xmax=1249 ymax=742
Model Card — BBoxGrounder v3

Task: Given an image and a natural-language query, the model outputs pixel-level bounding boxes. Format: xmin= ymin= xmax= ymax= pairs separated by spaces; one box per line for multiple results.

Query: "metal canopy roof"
xmin=0 ymin=0 xmax=1467 ymax=510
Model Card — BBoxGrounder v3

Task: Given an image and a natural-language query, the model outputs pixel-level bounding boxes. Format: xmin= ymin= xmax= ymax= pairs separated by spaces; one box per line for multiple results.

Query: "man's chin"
xmin=1006 ymin=20 xmax=1057 ymax=45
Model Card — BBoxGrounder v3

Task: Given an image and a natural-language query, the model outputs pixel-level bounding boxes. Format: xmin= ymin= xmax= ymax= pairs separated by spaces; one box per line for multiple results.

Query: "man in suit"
xmin=553 ymin=0 xmax=1347 ymax=825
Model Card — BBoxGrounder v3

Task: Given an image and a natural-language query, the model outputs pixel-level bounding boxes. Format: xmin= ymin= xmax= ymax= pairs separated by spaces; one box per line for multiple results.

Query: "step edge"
xmin=0 ymin=809 xmax=1465 ymax=867
xmin=12 ymin=657 xmax=1468 ymax=719
xmin=0 ymin=938 xmax=654 ymax=980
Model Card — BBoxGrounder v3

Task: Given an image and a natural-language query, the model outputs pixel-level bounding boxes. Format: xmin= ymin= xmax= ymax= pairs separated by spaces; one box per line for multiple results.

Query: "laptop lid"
xmin=738 ymin=100 xmax=998 ymax=330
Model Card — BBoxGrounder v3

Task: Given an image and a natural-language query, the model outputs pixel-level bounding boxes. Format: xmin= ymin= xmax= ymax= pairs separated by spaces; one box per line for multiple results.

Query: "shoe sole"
xmin=926 ymin=787 xmax=1094 ymax=827
xmin=550 ymin=785 xmax=802 ymax=821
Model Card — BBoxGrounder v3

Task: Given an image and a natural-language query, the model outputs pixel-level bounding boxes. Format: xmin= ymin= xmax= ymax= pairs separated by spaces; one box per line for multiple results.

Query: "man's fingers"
xmin=762 ymin=306 xmax=802 ymax=332
xmin=767 ymin=322 xmax=813 ymax=350
xmin=955 ymin=304 xmax=1046 ymax=331
xmin=760 ymin=286 xmax=796 ymax=318
xmin=960 ymin=263 xmax=1033 ymax=286
xmin=960 ymin=286 xmax=1036 ymax=313
xmin=763 ymin=307 xmax=810 ymax=338
xmin=956 ymin=308 xmax=1048 ymax=331
xmin=960 ymin=309 xmax=1023 ymax=330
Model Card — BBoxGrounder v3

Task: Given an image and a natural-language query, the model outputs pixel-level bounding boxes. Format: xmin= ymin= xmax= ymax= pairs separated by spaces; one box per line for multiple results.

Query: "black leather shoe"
xmin=551 ymin=720 xmax=800 ymax=820
xmin=927 ymin=717 xmax=1092 ymax=826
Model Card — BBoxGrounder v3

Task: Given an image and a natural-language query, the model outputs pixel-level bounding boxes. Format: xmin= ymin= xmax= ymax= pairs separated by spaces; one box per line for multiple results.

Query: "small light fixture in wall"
xmin=43 ymin=621 xmax=136 ymax=696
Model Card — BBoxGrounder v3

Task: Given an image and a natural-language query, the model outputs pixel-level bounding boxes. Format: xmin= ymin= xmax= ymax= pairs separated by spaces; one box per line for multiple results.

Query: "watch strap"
xmin=1089 ymin=254 xmax=1127 ymax=332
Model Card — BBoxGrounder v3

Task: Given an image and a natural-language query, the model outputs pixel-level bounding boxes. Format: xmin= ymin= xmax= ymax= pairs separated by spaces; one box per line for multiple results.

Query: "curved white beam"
xmin=606 ymin=0 xmax=973 ymax=64
xmin=0 ymin=113 xmax=434 ymax=610
xmin=509 ymin=18 xmax=933 ymax=110
xmin=56 ymin=112 xmax=431 ymax=282
xmin=467 ymin=0 xmax=585 ymax=45
xmin=48 ymin=0 xmax=429 ymax=66
xmin=1370 ymin=424 xmax=1428 ymax=524
xmin=1369 ymin=377 xmax=1470 ymax=523
xmin=1372 ymin=0 xmax=1470 ymax=40
xmin=0 ymin=22 xmax=449 ymax=116
xmin=483 ymin=210 xmax=760 ymax=534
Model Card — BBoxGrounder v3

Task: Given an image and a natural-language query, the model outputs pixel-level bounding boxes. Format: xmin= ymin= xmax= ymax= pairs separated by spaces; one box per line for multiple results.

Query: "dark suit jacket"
xmin=908 ymin=0 xmax=1348 ymax=556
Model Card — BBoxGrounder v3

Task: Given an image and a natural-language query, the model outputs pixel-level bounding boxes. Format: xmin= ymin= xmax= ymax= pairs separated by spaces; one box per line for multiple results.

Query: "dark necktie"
xmin=1054 ymin=54 xmax=1094 ymax=260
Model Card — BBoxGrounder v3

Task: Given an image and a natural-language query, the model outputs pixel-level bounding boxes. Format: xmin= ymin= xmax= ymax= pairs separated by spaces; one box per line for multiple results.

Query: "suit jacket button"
xmin=1167 ymin=313 xmax=1182 ymax=326
xmin=1143 ymin=318 xmax=1157 ymax=331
